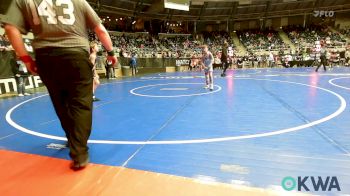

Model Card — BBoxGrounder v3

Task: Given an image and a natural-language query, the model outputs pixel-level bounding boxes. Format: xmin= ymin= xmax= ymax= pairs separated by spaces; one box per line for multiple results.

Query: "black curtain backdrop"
xmin=0 ymin=51 xmax=15 ymax=78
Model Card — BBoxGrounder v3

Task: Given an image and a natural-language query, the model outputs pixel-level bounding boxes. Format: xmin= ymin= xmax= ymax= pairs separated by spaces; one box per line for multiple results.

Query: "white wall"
xmin=335 ymin=17 xmax=350 ymax=29
xmin=281 ymin=17 xmax=288 ymax=27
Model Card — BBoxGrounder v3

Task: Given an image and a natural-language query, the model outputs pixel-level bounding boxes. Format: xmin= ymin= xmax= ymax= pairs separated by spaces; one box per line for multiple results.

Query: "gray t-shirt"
xmin=3 ymin=0 xmax=101 ymax=52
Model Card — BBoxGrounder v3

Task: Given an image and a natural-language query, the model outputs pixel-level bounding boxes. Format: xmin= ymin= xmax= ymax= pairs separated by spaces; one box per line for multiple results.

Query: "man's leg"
xmin=315 ymin=61 xmax=321 ymax=72
xmin=105 ymin=66 xmax=109 ymax=79
xmin=36 ymin=49 xmax=93 ymax=169
xmin=65 ymin=54 xmax=93 ymax=166
xmin=15 ymin=77 xmax=23 ymax=95
xmin=35 ymin=52 xmax=72 ymax=138
xmin=221 ymin=62 xmax=228 ymax=76
xmin=111 ymin=67 xmax=115 ymax=78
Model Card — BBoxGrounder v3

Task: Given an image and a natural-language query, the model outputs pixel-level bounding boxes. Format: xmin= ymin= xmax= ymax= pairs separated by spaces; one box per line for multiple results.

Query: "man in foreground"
xmin=2 ymin=0 xmax=117 ymax=170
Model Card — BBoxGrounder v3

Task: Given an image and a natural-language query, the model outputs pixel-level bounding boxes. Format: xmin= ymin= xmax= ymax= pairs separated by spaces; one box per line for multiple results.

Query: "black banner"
xmin=118 ymin=57 xmax=191 ymax=68
xmin=0 ymin=51 xmax=15 ymax=79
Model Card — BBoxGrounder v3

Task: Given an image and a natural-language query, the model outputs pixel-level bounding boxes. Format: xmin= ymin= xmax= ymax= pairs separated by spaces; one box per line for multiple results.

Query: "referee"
xmin=315 ymin=43 xmax=327 ymax=72
xmin=220 ymin=41 xmax=229 ymax=77
xmin=2 ymin=0 xmax=117 ymax=170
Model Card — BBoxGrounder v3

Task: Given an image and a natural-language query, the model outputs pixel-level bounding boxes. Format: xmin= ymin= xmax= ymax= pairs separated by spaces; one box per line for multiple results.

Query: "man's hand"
xmin=106 ymin=49 xmax=117 ymax=65
xmin=4 ymin=24 xmax=37 ymax=74
xmin=20 ymin=55 xmax=38 ymax=75
xmin=94 ymin=24 xmax=117 ymax=65
xmin=107 ymin=55 xmax=117 ymax=66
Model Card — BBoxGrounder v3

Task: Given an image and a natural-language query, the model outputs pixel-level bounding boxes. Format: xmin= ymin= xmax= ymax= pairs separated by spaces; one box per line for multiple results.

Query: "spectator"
xmin=10 ymin=52 xmax=30 ymax=96
xmin=129 ymin=53 xmax=138 ymax=76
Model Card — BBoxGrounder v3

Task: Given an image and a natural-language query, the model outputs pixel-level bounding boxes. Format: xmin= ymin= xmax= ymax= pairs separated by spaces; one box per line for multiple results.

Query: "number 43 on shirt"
xmin=37 ymin=0 xmax=75 ymax=25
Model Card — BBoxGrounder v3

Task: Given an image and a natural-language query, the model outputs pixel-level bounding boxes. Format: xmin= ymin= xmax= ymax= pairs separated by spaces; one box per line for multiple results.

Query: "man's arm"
xmin=94 ymin=24 xmax=113 ymax=52
xmin=4 ymin=24 xmax=27 ymax=56
xmin=83 ymin=0 xmax=116 ymax=64
xmin=4 ymin=24 xmax=37 ymax=75
xmin=93 ymin=24 xmax=118 ymax=65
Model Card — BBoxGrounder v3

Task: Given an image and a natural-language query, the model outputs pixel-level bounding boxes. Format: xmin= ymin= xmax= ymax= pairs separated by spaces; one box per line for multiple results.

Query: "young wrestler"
xmin=90 ymin=41 xmax=100 ymax=101
xmin=201 ymin=45 xmax=214 ymax=91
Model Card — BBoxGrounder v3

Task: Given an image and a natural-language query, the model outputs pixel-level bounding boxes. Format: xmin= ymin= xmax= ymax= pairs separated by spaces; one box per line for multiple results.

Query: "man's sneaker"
xmin=24 ymin=93 xmax=30 ymax=96
xmin=203 ymin=85 xmax=209 ymax=89
xmin=18 ymin=94 xmax=24 ymax=97
xmin=70 ymin=157 xmax=89 ymax=171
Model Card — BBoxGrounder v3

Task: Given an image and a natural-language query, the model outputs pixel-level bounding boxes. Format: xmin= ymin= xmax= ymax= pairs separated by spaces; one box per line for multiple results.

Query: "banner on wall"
xmin=0 ymin=76 xmax=43 ymax=94
xmin=175 ymin=59 xmax=190 ymax=66
xmin=0 ymin=51 xmax=44 ymax=94
xmin=118 ymin=57 xmax=191 ymax=68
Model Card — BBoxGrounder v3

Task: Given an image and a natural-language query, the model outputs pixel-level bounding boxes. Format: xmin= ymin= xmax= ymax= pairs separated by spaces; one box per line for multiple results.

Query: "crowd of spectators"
xmin=237 ymin=29 xmax=288 ymax=53
xmin=89 ymin=31 xmax=237 ymax=59
xmin=1 ymin=34 xmax=34 ymax=52
xmin=284 ymin=25 xmax=347 ymax=50
xmin=340 ymin=27 xmax=350 ymax=38
xmin=86 ymin=26 xmax=350 ymax=69
xmin=0 ymin=34 xmax=11 ymax=51
xmin=3 ymin=24 xmax=348 ymax=69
